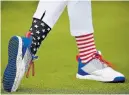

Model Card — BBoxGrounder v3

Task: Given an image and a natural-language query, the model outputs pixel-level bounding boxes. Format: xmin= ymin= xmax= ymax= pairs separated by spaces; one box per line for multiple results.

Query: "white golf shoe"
xmin=76 ymin=52 xmax=125 ymax=83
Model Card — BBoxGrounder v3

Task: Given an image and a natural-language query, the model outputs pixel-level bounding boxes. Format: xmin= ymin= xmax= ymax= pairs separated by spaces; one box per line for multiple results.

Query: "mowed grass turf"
xmin=1 ymin=1 xmax=129 ymax=94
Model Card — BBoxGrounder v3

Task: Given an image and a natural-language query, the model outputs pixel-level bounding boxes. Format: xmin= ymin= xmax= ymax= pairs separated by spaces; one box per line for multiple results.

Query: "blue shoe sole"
xmin=3 ymin=36 xmax=19 ymax=92
xmin=104 ymin=77 xmax=125 ymax=83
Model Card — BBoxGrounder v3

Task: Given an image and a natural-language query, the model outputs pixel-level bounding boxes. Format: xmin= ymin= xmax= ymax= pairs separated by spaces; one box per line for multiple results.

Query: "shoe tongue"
xmin=25 ymin=32 xmax=39 ymax=61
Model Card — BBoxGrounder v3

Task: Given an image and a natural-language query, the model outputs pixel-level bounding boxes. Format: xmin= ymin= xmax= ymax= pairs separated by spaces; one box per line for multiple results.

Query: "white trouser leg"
xmin=33 ymin=0 xmax=67 ymax=28
xmin=67 ymin=1 xmax=94 ymax=36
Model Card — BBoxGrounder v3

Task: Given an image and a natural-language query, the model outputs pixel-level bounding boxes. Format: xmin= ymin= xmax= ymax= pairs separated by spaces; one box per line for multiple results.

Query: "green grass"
xmin=1 ymin=1 xmax=129 ymax=94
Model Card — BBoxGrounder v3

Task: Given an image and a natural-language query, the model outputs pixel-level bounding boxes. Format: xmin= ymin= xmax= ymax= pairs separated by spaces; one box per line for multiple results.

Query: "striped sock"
xmin=75 ymin=33 xmax=97 ymax=63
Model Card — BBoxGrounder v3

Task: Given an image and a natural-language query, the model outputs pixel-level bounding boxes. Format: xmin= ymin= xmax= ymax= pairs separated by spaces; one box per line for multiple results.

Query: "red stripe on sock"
xmin=78 ymin=44 xmax=95 ymax=49
xmin=81 ymin=54 xmax=94 ymax=60
xmin=76 ymin=36 xmax=93 ymax=42
xmin=77 ymin=40 xmax=94 ymax=46
xmin=79 ymin=48 xmax=96 ymax=53
xmin=76 ymin=33 xmax=93 ymax=38
xmin=80 ymin=51 xmax=96 ymax=57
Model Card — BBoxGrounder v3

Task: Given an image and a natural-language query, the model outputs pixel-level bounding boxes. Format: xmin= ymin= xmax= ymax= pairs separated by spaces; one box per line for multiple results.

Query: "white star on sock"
xmin=42 ymin=35 xmax=45 ymax=38
xmin=34 ymin=42 xmax=36 ymax=45
xmin=30 ymin=28 xmax=32 ymax=31
xmin=34 ymin=25 xmax=38 ymax=28
xmin=47 ymin=28 xmax=50 ymax=31
xmin=33 ymin=48 xmax=36 ymax=51
xmin=37 ymin=37 xmax=40 ymax=40
xmin=33 ymin=37 xmax=36 ymax=40
xmin=34 ymin=20 xmax=37 ymax=23
xmin=41 ymin=23 xmax=45 ymax=26
xmin=36 ymin=30 xmax=40 ymax=34
xmin=42 ymin=29 xmax=45 ymax=32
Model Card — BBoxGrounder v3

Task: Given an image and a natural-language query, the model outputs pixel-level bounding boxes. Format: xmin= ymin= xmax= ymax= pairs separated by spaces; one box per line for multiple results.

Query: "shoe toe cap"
xmin=112 ymin=77 xmax=125 ymax=83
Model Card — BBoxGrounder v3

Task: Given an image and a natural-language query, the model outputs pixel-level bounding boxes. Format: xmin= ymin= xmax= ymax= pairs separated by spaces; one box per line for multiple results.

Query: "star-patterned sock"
xmin=29 ymin=18 xmax=51 ymax=55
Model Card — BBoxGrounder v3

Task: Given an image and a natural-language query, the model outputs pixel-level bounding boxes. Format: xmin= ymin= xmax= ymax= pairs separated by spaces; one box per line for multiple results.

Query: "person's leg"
xmin=30 ymin=1 xmax=67 ymax=55
xmin=3 ymin=1 xmax=67 ymax=92
xmin=67 ymin=1 xmax=125 ymax=82
xmin=67 ymin=1 xmax=96 ymax=63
